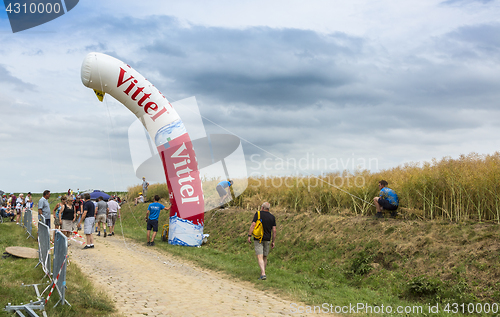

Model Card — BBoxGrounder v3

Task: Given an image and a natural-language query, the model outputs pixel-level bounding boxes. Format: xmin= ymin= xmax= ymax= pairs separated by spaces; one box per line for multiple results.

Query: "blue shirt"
xmin=379 ymin=187 xmax=399 ymax=206
xmin=218 ymin=181 xmax=231 ymax=188
xmin=148 ymin=202 xmax=165 ymax=220
xmin=38 ymin=197 xmax=51 ymax=218
xmin=83 ymin=200 xmax=96 ymax=218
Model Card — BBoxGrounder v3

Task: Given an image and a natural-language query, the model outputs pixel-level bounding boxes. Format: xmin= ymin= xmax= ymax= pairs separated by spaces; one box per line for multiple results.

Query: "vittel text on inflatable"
xmin=117 ymin=67 xmax=168 ymax=121
xmin=171 ymin=143 xmax=200 ymax=205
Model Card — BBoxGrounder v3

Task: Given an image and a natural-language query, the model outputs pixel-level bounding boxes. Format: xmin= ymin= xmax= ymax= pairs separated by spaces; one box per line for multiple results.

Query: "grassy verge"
xmin=117 ymin=201 xmax=500 ymax=316
xmin=0 ymin=222 xmax=118 ymax=317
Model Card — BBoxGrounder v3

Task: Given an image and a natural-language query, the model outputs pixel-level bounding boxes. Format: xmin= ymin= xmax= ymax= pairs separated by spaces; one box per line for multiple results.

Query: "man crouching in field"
xmin=247 ymin=202 xmax=277 ymax=280
xmin=374 ymin=180 xmax=399 ymax=218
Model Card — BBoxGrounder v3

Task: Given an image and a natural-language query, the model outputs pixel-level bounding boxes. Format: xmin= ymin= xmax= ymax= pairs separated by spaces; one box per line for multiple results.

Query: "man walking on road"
xmin=247 ymin=202 xmax=276 ymax=281
xmin=78 ymin=193 xmax=96 ymax=249
xmin=107 ymin=196 xmax=120 ymax=236
xmin=95 ymin=196 xmax=108 ymax=237
xmin=145 ymin=195 xmax=170 ymax=246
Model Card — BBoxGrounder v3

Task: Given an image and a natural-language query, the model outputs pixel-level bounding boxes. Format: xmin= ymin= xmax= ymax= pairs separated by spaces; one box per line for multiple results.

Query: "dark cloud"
xmin=446 ymin=23 xmax=500 ymax=56
xmin=143 ymin=41 xmax=186 ymax=58
xmin=441 ymin=0 xmax=494 ymax=5
xmin=381 ymin=23 xmax=500 ymax=112
xmin=132 ymin=25 xmax=366 ymax=108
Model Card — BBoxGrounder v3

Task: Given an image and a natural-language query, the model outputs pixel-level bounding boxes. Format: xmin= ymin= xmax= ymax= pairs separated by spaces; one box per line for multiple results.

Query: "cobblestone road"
xmin=69 ymin=234 xmax=303 ymax=316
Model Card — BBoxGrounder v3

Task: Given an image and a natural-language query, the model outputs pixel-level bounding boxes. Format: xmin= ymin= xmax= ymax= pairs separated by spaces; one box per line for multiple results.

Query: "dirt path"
xmin=69 ymin=233 xmax=302 ymax=316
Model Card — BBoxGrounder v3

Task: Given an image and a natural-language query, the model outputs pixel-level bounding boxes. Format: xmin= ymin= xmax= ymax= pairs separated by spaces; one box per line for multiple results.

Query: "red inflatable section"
xmin=157 ymin=133 xmax=204 ymax=225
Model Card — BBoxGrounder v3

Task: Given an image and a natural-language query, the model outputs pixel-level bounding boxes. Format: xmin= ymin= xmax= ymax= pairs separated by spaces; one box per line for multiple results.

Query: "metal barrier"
xmin=36 ymin=215 xmax=45 ymax=270
xmin=25 ymin=209 xmax=34 ymax=239
xmin=36 ymin=221 xmax=51 ymax=277
xmin=4 ymin=283 xmax=48 ymax=317
xmin=51 ymin=231 xmax=70 ymax=307
xmin=4 ymin=300 xmax=46 ymax=317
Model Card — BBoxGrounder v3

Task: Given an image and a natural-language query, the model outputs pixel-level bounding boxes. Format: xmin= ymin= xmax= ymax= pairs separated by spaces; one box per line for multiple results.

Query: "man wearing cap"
xmin=142 ymin=177 xmax=149 ymax=201
xmin=135 ymin=192 xmax=145 ymax=206
xmin=216 ymin=180 xmax=233 ymax=207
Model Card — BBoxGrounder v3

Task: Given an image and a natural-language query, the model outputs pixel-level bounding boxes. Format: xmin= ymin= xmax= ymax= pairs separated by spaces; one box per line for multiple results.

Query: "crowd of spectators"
xmin=0 ymin=191 xmax=123 ymax=224
xmin=0 ymin=192 xmax=33 ymax=223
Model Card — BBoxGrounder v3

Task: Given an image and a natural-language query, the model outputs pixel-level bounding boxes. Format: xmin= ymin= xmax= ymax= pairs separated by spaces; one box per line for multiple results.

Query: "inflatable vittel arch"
xmin=81 ymin=52 xmax=204 ymax=246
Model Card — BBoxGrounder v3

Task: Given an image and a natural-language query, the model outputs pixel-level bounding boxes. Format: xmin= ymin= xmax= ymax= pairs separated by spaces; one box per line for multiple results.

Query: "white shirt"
xmin=16 ymin=197 xmax=23 ymax=209
xmin=107 ymin=200 xmax=120 ymax=213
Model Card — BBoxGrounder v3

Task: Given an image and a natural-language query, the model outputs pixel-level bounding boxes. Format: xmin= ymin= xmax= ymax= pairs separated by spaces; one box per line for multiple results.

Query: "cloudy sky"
xmin=0 ymin=0 xmax=499 ymax=193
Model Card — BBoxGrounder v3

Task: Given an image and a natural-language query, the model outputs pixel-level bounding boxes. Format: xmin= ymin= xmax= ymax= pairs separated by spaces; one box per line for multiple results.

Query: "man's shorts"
xmin=16 ymin=208 xmax=21 ymax=215
xmin=216 ymin=185 xmax=227 ymax=197
xmin=107 ymin=213 xmax=117 ymax=227
xmin=147 ymin=219 xmax=159 ymax=232
xmin=45 ymin=218 xmax=51 ymax=229
xmin=96 ymin=214 xmax=106 ymax=224
xmin=378 ymin=198 xmax=398 ymax=211
xmin=254 ymin=240 xmax=271 ymax=257
xmin=84 ymin=217 xmax=95 ymax=235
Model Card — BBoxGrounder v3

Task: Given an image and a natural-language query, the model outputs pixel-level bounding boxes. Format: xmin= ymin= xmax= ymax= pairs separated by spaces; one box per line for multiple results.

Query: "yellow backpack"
xmin=252 ymin=210 xmax=264 ymax=242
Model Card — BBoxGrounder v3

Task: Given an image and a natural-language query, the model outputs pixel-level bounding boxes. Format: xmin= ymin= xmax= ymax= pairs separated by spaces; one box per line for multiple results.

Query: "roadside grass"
xmin=0 ymin=222 xmax=118 ymax=317
xmin=117 ymin=202 xmax=500 ymax=316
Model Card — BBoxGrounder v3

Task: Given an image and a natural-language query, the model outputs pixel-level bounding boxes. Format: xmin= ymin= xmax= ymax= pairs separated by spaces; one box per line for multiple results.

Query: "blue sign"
xmin=3 ymin=0 xmax=79 ymax=33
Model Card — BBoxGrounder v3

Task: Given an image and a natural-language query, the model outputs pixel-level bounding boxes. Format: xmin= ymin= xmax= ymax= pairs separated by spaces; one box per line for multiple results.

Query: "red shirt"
xmin=74 ymin=200 xmax=82 ymax=214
